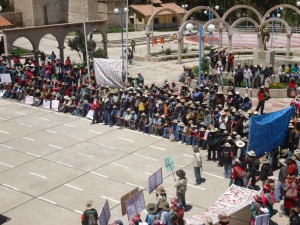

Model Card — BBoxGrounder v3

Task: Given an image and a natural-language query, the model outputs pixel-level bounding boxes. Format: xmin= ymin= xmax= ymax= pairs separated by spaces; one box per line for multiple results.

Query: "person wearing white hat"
xmin=81 ymin=200 xmax=98 ymax=225
xmin=244 ymin=150 xmax=260 ymax=189
xmin=275 ymin=158 xmax=288 ymax=202
xmin=221 ymin=142 xmax=234 ymax=178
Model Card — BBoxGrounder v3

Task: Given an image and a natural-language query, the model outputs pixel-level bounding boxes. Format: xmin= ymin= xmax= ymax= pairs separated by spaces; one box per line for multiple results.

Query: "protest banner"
xmin=248 ymin=106 xmax=294 ymax=156
xmin=98 ymin=200 xmax=111 ymax=225
xmin=0 ymin=74 xmax=11 ymax=84
xmin=86 ymin=110 xmax=94 ymax=120
xmin=185 ymin=184 xmax=259 ymax=225
xmin=25 ymin=95 xmax=34 ymax=105
xmin=51 ymin=100 xmax=59 ymax=111
xmin=43 ymin=99 xmax=51 ymax=109
xmin=148 ymin=167 xmax=163 ymax=194
xmin=255 ymin=214 xmax=269 ymax=225
xmin=120 ymin=187 xmax=139 ymax=216
xmin=125 ymin=190 xmax=145 ymax=221
xmin=94 ymin=58 xmax=124 ymax=88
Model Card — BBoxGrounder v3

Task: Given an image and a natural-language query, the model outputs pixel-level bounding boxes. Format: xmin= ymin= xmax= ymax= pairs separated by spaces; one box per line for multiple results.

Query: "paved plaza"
xmin=0 ymin=97 xmax=292 ymax=225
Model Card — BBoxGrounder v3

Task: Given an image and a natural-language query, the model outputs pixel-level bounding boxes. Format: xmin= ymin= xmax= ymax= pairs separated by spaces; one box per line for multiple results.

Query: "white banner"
xmin=0 ymin=73 xmax=11 ymax=84
xmin=25 ymin=96 xmax=34 ymax=105
xmin=186 ymin=184 xmax=259 ymax=225
xmin=86 ymin=110 xmax=94 ymax=120
xmin=94 ymin=58 xmax=124 ymax=88
xmin=43 ymin=100 xmax=51 ymax=109
xmin=51 ymin=100 xmax=59 ymax=112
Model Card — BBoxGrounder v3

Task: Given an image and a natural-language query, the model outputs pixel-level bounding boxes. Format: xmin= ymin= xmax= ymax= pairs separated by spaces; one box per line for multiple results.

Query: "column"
xmin=102 ymin=40 xmax=108 ymax=55
xmin=285 ymin=34 xmax=292 ymax=59
xmin=228 ymin=34 xmax=233 ymax=50
xmin=177 ymin=39 xmax=182 ymax=64
xmin=257 ymin=33 xmax=261 ymax=50
xmin=146 ymin=33 xmax=151 ymax=60
xmin=34 ymin=50 xmax=40 ymax=64
xmin=219 ymin=28 xmax=223 ymax=49
xmin=58 ymin=46 xmax=65 ymax=63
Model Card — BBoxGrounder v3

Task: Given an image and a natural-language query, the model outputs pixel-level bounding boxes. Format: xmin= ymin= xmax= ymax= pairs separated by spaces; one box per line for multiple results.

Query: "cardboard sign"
xmin=0 ymin=73 xmax=11 ymax=84
xmin=148 ymin=168 xmax=163 ymax=194
xmin=164 ymin=156 xmax=175 ymax=172
xmin=43 ymin=99 xmax=51 ymax=109
xmin=120 ymin=187 xmax=139 ymax=216
xmin=51 ymin=100 xmax=59 ymax=112
xmin=86 ymin=110 xmax=94 ymax=120
xmin=125 ymin=190 xmax=146 ymax=221
xmin=25 ymin=95 xmax=34 ymax=105
xmin=98 ymin=200 xmax=111 ymax=225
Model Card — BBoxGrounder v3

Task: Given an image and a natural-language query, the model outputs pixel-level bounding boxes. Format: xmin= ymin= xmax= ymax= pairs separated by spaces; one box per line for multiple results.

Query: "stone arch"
xmin=182 ymin=6 xmax=221 ymax=22
xmin=264 ymin=17 xmax=291 ymax=35
xmin=203 ymin=18 xmax=230 ymax=32
xmin=229 ymin=17 xmax=259 ymax=35
xmin=38 ymin=33 xmax=60 ymax=50
xmin=146 ymin=8 xmax=182 ymax=29
xmin=262 ymin=4 xmax=300 ymax=24
xmin=222 ymin=5 xmax=262 ymax=24
xmin=146 ymin=8 xmax=182 ymax=59
xmin=6 ymin=36 xmax=36 ymax=54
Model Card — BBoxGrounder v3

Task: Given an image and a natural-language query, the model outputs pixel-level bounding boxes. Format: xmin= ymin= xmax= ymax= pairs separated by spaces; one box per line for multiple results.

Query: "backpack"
xmin=235 ymin=167 xmax=246 ymax=179
xmin=86 ymin=210 xmax=97 ymax=225
xmin=170 ymin=210 xmax=179 ymax=222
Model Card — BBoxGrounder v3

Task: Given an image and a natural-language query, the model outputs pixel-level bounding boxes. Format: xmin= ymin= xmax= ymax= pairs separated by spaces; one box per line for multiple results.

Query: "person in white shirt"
xmin=243 ymin=65 xmax=253 ymax=90
xmin=193 ymin=146 xmax=202 ymax=185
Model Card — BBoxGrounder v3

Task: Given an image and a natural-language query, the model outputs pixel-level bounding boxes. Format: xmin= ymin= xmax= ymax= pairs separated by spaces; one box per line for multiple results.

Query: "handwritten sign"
xmin=98 ymin=200 xmax=111 ymax=225
xmin=43 ymin=99 xmax=51 ymax=109
xmin=125 ymin=190 xmax=146 ymax=221
xmin=86 ymin=110 xmax=94 ymax=120
xmin=0 ymin=73 xmax=11 ymax=84
xmin=51 ymin=100 xmax=59 ymax=111
xmin=164 ymin=156 xmax=175 ymax=172
xmin=148 ymin=168 xmax=163 ymax=194
xmin=25 ymin=95 xmax=33 ymax=105
xmin=120 ymin=187 xmax=139 ymax=216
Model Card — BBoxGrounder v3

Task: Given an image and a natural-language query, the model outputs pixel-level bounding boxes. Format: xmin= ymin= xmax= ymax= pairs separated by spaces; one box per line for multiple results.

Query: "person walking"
xmin=259 ymin=156 xmax=273 ymax=187
xmin=193 ymin=146 xmax=202 ymax=185
xmin=81 ymin=201 xmax=98 ymax=225
xmin=221 ymin=142 xmax=234 ymax=179
xmin=255 ymin=86 xmax=269 ymax=114
xmin=90 ymin=98 xmax=100 ymax=125
xmin=231 ymin=158 xmax=245 ymax=187
xmin=244 ymin=150 xmax=260 ymax=189
xmin=174 ymin=169 xmax=188 ymax=208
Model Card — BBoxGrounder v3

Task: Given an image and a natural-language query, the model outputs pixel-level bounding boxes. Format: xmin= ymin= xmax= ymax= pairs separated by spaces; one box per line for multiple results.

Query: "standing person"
xmin=193 ymin=146 xmax=202 ymax=185
xmin=275 ymin=158 xmax=288 ymax=202
xmin=156 ymin=186 xmax=168 ymax=212
xmin=174 ymin=169 xmax=188 ymax=208
xmin=160 ymin=202 xmax=173 ymax=225
xmin=278 ymin=64 xmax=286 ymax=83
xmin=255 ymin=86 xmax=269 ymax=114
xmin=220 ymin=48 xmax=227 ymax=70
xmin=234 ymin=63 xmax=243 ymax=87
xmin=289 ymin=207 xmax=300 ymax=225
xmin=259 ymin=156 xmax=273 ymax=187
xmin=244 ymin=150 xmax=259 ymax=189
xmin=264 ymin=75 xmax=271 ymax=95
xmin=231 ymin=158 xmax=246 ymax=187
xmin=221 ymin=142 xmax=234 ymax=179
xmin=145 ymin=203 xmax=160 ymax=225
xmin=262 ymin=184 xmax=276 ymax=218
xmin=288 ymin=156 xmax=298 ymax=176
xmin=243 ymin=65 xmax=253 ymax=90
xmin=283 ymin=175 xmax=298 ymax=216
xmin=227 ymin=52 xmax=235 ymax=73
xmin=81 ymin=201 xmax=98 ymax=225
xmin=170 ymin=198 xmax=184 ymax=225
xmin=131 ymin=39 xmax=136 ymax=52
xmin=90 ymin=99 xmax=100 ymax=125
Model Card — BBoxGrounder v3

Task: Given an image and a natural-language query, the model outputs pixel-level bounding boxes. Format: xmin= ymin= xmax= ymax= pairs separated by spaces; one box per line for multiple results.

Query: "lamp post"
xmin=114 ymin=7 xmax=128 ymax=75
xmin=297 ymin=1 xmax=300 ymax=7
xmin=80 ymin=0 xmax=91 ymax=84
xmin=182 ymin=4 xmax=188 ymax=14
xmin=125 ymin=0 xmax=129 ymax=87
xmin=186 ymin=23 xmax=215 ymax=85
xmin=204 ymin=6 xmax=218 ymax=45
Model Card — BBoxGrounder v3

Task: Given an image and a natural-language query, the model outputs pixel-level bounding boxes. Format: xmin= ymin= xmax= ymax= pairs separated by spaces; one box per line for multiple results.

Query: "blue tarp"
xmin=248 ymin=106 xmax=295 ymax=156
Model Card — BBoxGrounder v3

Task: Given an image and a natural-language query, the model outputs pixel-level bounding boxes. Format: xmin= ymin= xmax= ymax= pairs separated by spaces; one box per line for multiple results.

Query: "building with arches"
xmin=10 ymin=0 xmax=125 ymax=27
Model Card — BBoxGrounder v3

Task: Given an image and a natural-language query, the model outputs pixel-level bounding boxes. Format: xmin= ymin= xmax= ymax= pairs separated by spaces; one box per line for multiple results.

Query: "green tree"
xmin=67 ymin=31 xmax=107 ymax=64
xmin=0 ymin=0 xmax=9 ymax=11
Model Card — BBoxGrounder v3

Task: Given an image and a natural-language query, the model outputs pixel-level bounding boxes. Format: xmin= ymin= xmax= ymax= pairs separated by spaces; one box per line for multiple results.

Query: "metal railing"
xmin=233 ymin=25 xmax=300 ymax=33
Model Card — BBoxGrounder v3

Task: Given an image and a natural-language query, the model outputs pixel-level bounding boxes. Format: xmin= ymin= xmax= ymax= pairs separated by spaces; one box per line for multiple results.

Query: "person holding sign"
xmin=81 ymin=200 xmax=98 ymax=225
xmin=174 ymin=170 xmax=188 ymax=208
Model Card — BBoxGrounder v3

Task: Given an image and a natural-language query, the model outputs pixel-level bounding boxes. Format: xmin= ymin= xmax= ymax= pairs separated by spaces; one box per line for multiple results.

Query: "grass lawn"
xmin=11 ymin=47 xmax=32 ymax=55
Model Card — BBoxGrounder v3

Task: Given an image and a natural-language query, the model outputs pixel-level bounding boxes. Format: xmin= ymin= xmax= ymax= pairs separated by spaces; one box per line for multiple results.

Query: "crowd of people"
xmin=0 ymin=52 xmax=299 ymax=225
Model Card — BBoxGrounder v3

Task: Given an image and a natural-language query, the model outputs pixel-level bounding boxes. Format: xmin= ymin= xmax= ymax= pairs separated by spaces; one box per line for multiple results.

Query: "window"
xmin=154 ymin=18 xmax=159 ymax=24
xmin=138 ymin=17 xmax=142 ymax=22
xmin=172 ymin=16 xmax=177 ymax=23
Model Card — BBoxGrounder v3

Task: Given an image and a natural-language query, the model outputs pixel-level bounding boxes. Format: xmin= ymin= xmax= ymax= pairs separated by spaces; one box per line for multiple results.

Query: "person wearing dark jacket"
xmin=207 ymin=127 xmax=223 ymax=161
xmin=81 ymin=201 xmax=98 ymax=225
xmin=275 ymin=158 xmax=288 ymax=202
xmin=221 ymin=142 xmax=234 ymax=178
xmin=259 ymin=156 xmax=273 ymax=187
xmin=289 ymin=207 xmax=300 ymax=225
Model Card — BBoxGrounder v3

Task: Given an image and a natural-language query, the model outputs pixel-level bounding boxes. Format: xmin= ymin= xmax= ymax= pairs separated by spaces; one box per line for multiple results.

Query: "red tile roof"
xmin=129 ymin=3 xmax=185 ymax=17
xmin=0 ymin=16 xmax=12 ymax=27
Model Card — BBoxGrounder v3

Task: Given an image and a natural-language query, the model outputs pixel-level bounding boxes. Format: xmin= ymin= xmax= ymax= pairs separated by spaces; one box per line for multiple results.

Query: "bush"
xmin=270 ymin=82 xmax=288 ymax=89
xmin=183 ymin=47 xmax=188 ymax=54
xmin=165 ymin=47 xmax=172 ymax=55
xmin=192 ymin=57 xmax=211 ymax=77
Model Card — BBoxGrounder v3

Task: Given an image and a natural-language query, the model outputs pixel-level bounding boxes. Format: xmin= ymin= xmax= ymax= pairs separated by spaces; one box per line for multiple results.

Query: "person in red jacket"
xmin=170 ymin=198 xmax=184 ymax=225
xmin=288 ymin=156 xmax=298 ymax=176
xmin=90 ymin=99 xmax=100 ymax=125
xmin=255 ymin=86 xmax=269 ymax=114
